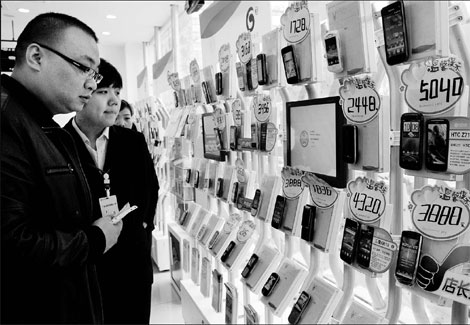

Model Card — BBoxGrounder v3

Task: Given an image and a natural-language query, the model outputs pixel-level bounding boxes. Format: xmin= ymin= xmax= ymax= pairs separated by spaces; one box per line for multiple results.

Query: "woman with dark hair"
xmin=116 ymin=99 xmax=138 ymax=131
xmin=63 ymin=58 xmax=159 ymax=324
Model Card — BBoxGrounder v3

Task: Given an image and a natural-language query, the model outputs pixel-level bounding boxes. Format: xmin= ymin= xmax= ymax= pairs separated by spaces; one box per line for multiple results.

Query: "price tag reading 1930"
xmin=410 ymin=185 xmax=470 ymax=241
xmin=339 ymin=76 xmax=381 ymax=124
xmin=236 ymin=32 xmax=252 ymax=65
xmin=401 ymin=56 xmax=465 ymax=115
xmin=280 ymin=2 xmax=311 ymax=44
xmin=347 ymin=177 xmax=387 ymax=224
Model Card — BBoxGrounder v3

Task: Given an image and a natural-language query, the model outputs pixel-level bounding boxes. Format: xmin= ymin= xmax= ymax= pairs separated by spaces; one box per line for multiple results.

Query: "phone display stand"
xmin=256 ymin=175 xmax=282 ymax=223
xmin=260 ymin=257 xmax=308 ymax=317
xmin=183 ymin=239 xmax=191 ymax=273
xmin=292 ymin=276 xmax=343 ymax=324
xmin=204 ymin=162 xmax=220 ymax=197
xmin=200 ymin=256 xmax=211 ymax=297
xmin=219 ymin=165 xmax=236 ymax=203
xmin=279 ymin=190 xmax=309 ymax=237
xmin=198 ymin=214 xmax=224 ymax=249
xmin=190 ymin=246 xmax=201 ymax=285
xmin=341 ymin=298 xmax=387 ymax=324
xmin=326 ymin=1 xmax=376 ymax=78
xmin=202 ymin=65 xmax=218 ymax=105
xmin=221 ymin=221 xmax=257 ymax=272
xmin=209 ymin=213 xmax=243 ymax=259
xmin=188 ymin=208 xmax=211 ymax=239
xmin=241 ymin=244 xmax=283 ymax=296
xmin=261 ymin=28 xmax=282 ymax=90
xmin=181 ymin=201 xmax=202 ymax=231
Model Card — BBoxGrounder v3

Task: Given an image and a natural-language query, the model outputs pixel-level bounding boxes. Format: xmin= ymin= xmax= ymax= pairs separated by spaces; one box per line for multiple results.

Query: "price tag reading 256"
xmin=339 ymin=76 xmax=381 ymax=124
xmin=236 ymin=32 xmax=252 ymax=65
xmin=347 ymin=177 xmax=387 ymax=224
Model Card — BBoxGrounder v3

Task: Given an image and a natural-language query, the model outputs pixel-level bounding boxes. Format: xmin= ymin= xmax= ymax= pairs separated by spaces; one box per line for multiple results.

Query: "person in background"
xmin=64 ymin=58 xmax=159 ymax=324
xmin=1 ymin=13 xmax=123 ymax=324
xmin=115 ymin=98 xmax=138 ymax=131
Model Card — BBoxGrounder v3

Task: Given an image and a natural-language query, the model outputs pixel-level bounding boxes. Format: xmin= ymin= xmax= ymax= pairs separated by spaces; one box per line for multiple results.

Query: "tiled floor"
xmin=150 ymin=263 xmax=185 ymax=324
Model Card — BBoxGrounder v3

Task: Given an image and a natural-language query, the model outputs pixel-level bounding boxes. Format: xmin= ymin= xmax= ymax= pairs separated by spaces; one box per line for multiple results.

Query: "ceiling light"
xmin=18 ymin=8 xmax=30 ymax=13
xmin=102 ymin=31 xmax=111 ymax=36
xmin=106 ymin=14 xmax=117 ymax=19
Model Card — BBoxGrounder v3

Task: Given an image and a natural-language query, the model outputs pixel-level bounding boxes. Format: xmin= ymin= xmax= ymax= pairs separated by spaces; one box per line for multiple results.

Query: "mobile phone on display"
xmin=425 ymin=118 xmax=449 ymax=172
xmin=281 ymin=45 xmax=299 ymax=84
xmin=261 ymin=272 xmax=280 ymax=297
xmin=259 ymin=123 xmax=268 ymax=152
xmin=230 ymin=125 xmax=238 ymax=151
xmin=185 ymin=169 xmax=192 ymax=183
xmin=301 ymin=204 xmax=316 ymax=242
xmin=342 ymin=125 xmax=358 ymax=164
xmin=241 ymin=253 xmax=259 ymax=278
xmin=236 ymin=62 xmax=246 ymax=91
xmin=244 ymin=304 xmax=259 ymax=325
xmin=324 ymin=31 xmax=343 ymax=73
xmin=400 ymin=113 xmax=424 ymax=170
xmin=211 ymin=269 xmax=223 ymax=312
xmin=381 ymin=0 xmax=409 ymax=65
xmin=216 ymin=178 xmax=224 ymax=198
xmin=340 ymin=218 xmax=360 ymax=264
xmin=251 ymin=189 xmax=262 ymax=217
xmin=208 ymin=230 xmax=220 ymax=249
xmin=231 ymin=182 xmax=239 ymax=204
xmin=224 ymin=283 xmax=238 ymax=325
xmin=395 ymin=231 xmax=422 ymax=286
xmin=246 ymin=60 xmax=253 ymax=91
xmin=221 ymin=241 xmax=236 ymax=262
xmin=271 ymin=195 xmax=287 ymax=229
xmin=194 ymin=170 xmax=200 ymax=188
xmin=257 ymin=53 xmax=268 ymax=85
xmin=250 ymin=58 xmax=258 ymax=90
xmin=215 ymin=72 xmax=223 ymax=95
xmin=356 ymin=224 xmax=374 ymax=269
xmin=180 ymin=211 xmax=189 ymax=226
xmin=288 ymin=291 xmax=311 ymax=325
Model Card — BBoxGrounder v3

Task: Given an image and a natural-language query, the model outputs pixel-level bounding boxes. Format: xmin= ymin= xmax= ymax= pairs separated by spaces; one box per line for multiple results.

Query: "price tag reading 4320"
xmin=410 ymin=186 xmax=470 ymax=241
xmin=339 ymin=76 xmax=381 ymax=124
xmin=401 ymin=57 xmax=465 ymax=115
xmin=347 ymin=177 xmax=387 ymax=223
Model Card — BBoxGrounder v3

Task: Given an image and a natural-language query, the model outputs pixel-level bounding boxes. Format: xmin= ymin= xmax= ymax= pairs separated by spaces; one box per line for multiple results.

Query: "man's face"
xmin=77 ymin=85 xmax=121 ymax=129
xmin=43 ymin=26 xmax=100 ymax=114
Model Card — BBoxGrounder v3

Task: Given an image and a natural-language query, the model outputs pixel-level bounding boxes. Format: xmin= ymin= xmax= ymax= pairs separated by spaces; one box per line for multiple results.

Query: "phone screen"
xmin=426 ymin=120 xmax=448 ymax=171
xmin=325 ymin=36 xmax=339 ymax=66
xmin=282 ymin=50 xmax=297 ymax=79
xmin=343 ymin=125 xmax=358 ymax=163
xmin=357 ymin=224 xmax=374 ymax=268
xmin=262 ymin=273 xmax=279 ymax=296
xmin=382 ymin=5 xmax=406 ymax=59
xmin=401 ymin=118 xmax=422 ymax=169
xmin=396 ymin=234 xmax=421 ymax=282
xmin=225 ymin=291 xmax=233 ymax=323
xmin=271 ymin=196 xmax=286 ymax=229
xmin=340 ymin=219 xmax=358 ymax=264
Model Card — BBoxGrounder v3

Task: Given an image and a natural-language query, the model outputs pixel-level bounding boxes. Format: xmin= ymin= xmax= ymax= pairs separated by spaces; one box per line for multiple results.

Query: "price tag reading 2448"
xmin=347 ymin=177 xmax=387 ymax=224
xmin=236 ymin=32 xmax=252 ymax=65
xmin=339 ymin=76 xmax=381 ymax=124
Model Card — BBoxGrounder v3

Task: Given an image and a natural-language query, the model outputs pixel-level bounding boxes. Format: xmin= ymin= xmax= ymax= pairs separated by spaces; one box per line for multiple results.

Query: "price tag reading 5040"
xmin=236 ymin=32 xmax=252 ymax=65
xmin=347 ymin=177 xmax=387 ymax=223
xmin=339 ymin=77 xmax=381 ymax=124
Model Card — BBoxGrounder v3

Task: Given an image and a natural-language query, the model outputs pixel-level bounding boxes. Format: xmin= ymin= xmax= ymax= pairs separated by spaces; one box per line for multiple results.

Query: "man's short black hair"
xmin=15 ymin=12 xmax=98 ymax=66
xmin=97 ymin=58 xmax=123 ymax=89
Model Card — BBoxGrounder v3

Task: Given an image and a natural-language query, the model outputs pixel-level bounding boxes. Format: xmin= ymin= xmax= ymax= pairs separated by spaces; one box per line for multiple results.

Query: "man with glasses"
xmin=1 ymin=13 xmax=123 ymax=324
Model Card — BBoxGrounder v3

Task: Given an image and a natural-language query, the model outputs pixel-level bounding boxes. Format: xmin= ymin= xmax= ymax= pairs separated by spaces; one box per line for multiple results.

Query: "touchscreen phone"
xmin=241 ymin=253 xmax=259 ymax=279
xmin=425 ymin=118 xmax=449 ymax=172
xmin=271 ymin=195 xmax=287 ymax=229
xmin=257 ymin=53 xmax=268 ymax=85
xmin=281 ymin=45 xmax=299 ymax=84
xmin=400 ymin=113 xmax=424 ymax=170
xmin=356 ymin=224 xmax=374 ymax=269
xmin=381 ymin=0 xmax=409 ymax=65
xmin=340 ymin=218 xmax=359 ymax=264
xmin=395 ymin=230 xmax=422 ymax=286
xmin=342 ymin=124 xmax=358 ymax=164
xmin=261 ymin=272 xmax=280 ymax=297
xmin=324 ymin=31 xmax=343 ymax=73
xmin=301 ymin=204 xmax=316 ymax=242
xmin=288 ymin=291 xmax=311 ymax=325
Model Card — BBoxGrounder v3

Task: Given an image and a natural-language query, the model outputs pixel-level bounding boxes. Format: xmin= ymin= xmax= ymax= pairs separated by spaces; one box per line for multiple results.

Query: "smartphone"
xmin=301 ymin=204 xmax=316 ymax=242
xmin=400 ymin=113 xmax=424 ymax=170
xmin=194 ymin=170 xmax=200 ymax=188
xmin=261 ymin=272 xmax=280 ymax=297
xmin=425 ymin=118 xmax=449 ymax=172
xmin=236 ymin=62 xmax=246 ymax=91
xmin=211 ymin=269 xmax=223 ymax=312
xmin=208 ymin=230 xmax=220 ymax=249
xmin=356 ymin=224 xmax=374 ymax=269
xmin=225 ymin=283 xmax=238 ymax=325
xmin=216 ymin=178 xmax=224 ymax=198
xmin=241 ymin=253 xmax=259 ymax=278
xmin=342 ymin=125 xmax=358 ymax=164
xmin=231 ymin=182 xmax=239 ymax=204
xmin=340 ymin=218 xmax=360 ymax=264
xmin=180 ymin=211 xmax=189 ymax=226
xmin=259 ymin=122 xmax=268 ymax=152
xmin=246 ymin=60 xmax=253 ymax=91
xmin=201 ymin=81 xmax=209 ymax=103
xmin=251 ymin=189 xmax=262 ymax=217
xmin=221 ymin=241 xmax=236 ymax=263
xmin=381 ymin=0 xmax=409 ymax=65
xmin=288 ymin=291 xmax=311 ymax=325
xmin=230 ymin=125 xmax=238 ymax=151
xmin=185 ymin=169 xmax=192 ymax=183
xmin=271 ymin=195 xmax=286 ymax=229
xmin=324 ymin=31 xmax=343 ymax=73
xmin=281 ymin=45 xmax=299 ymax=84
xmin=257 ymin=53 xmax=268 ymax=85
xmin=395 ymin=231 xmax=422 ymax=286
xmin=244 ymin=304 xmax=259 ymax=325
xmin=215 ymin=72 xmax=223 ymax=95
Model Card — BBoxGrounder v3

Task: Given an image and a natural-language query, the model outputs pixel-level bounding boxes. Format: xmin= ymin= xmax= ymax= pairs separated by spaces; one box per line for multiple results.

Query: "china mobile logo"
xmin=246 ymin=7 xmax=255 ymax=32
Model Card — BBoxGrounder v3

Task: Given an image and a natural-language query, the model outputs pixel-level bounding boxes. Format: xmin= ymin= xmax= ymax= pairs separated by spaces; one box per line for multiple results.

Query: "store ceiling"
xmin=1 ymin=1 xmax=181 ymax=46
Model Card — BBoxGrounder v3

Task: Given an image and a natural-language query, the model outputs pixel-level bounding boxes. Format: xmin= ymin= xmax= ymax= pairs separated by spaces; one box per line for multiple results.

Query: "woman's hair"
xmin=97 ymin=58 xmax=122 ymax=89
xmin=120 ymin=99 xmax=133 ymax=116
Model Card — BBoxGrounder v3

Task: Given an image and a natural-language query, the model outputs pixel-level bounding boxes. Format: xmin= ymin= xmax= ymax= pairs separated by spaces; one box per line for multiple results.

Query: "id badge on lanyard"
xmin=98 ymin=172 xmax=119 ymax=218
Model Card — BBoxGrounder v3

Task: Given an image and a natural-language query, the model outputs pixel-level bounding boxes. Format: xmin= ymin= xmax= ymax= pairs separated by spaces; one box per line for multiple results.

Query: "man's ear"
xmin=24 ymin=44 xmax=43 ymax=72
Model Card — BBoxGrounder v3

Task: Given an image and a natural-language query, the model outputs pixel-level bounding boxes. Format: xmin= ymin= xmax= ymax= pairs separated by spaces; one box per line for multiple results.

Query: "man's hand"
xmin=93 ymin=216 xmax=123 ymax=253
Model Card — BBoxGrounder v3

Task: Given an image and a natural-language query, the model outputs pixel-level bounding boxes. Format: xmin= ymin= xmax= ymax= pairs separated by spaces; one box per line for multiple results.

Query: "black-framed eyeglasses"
xmin=34 ymin=42 xmax=103 ymax=84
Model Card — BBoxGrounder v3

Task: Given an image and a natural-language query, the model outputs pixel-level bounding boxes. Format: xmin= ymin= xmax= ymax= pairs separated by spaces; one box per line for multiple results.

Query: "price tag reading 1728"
xmin=280 ymin=3 xmax=311 ymax=43
xmin=236 ymin=32 xmax=252 ymax=65
xmin=339 ymin=76 xmax=381 ymax=124
xmin=347 ymin=177 xmax=387 ymax=224
xmin=410 ymin=185 xmax=470 ymax=241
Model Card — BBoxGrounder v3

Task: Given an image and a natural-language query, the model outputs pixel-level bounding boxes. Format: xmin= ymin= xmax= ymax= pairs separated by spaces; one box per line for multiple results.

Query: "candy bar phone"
xmin=208 ymin=230 xmax=220 ymax=249
xmin=246 ymin=59 xmax=253 ymax=90
xmin=236 ymin=62 xmax=246 ymax=91
xmin=261 ymin=272 xmax=280 ymax=296
xmin=400 ymin=113 xmax=424 ymax=170
xmin=251 ymin=189 xmax=261 ymax=217
xmin=342 ymin=124 xmax=358 ymax=164
xmin=185 ymin=169 xmax=192 ymax=183
xmin=221 ymin=241 xmax=236 ymax=262
xmin=340 ymin=218 xmax=359 ymax=264
xmin=395 ymin=231 xmax=422 ymax=286
xmin=324 ymin=30 xmax=343 ymax=73
xmin=216 ymin=178 xmax=224 ymax=198
xmin=271 ymin=195 xmax=287 ymax=229
xmin=231 ymin=182 xmax=239 ymax=204
xmin=215 ymin=72 xmax=223 ymax=95
xmin=356 ymin=224 xmax=374 ymax=269
xmin=288 ymin=291 xmax=311 ymax=325
xmin=241 ymin=253 xmax=259 ymax=278
xmin=224 ymin=283 xmax=238 ymax=325
xmin=244 ymin=304 xmax=259 ymax=325
xmin=301 ymin=204 xmax=316 ymax=242
xmin=230 ymin=125 xmax=238 ymax=151
xmin=257 ymin=53 xmax=268 ymax=85
xmin=211 ymin=270 xmax=223 ymax=312
xmin=194 ymin=170 xmax=200 ymax=188
xmin=425 ymin=118 xmax=449 ymax=172
xmin=381 ymin=0 xmax=409 ymax=65
xmin=281 ymin=45 xmax=299 ymax=84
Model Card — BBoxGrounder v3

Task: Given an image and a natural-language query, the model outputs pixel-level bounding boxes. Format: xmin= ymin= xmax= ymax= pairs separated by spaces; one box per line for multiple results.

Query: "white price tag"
xmin=401 ymin=56 xmax=465 ymax=115
xmin=218 ymin=43 xmax=231 ymax=73
xmin=281 ymin=167 xmax=305 ymax=199
xmin=265 ymin=123 xmax=278 ymax=152
xmin=410 ymin=185 xmax=470 ymax=241
xmin=236 ymin=32 xmax=252 ymax=64
xmin=236 ymin=220 xmax=256 ymax=243
xmin=235 ymin=158 xmax=247 ymax=183
xmin=253 ymin=94 xmax=272 ymax=123
xmin=339 ymin=76 xmax=381 ymax=124
xmin=190 ymin=59 xmax=201 ymax=83
xmin=223 ymin=213 xmax=242 ymax=234
xmin=167 ymin=71 xmax=181 ymax=91
xmin=302 ymin=172 xmax=338 ymax=209
xmin=213 ymin=106 xmax=226 ymax=129
xmin=232 ymin=99 xmax=243 ymax=126
xmin=347 ymin=177 xmax=387 ymax=224
xmin=280 ymin=2 xmax=311 ymax=43
xmin=369 ymin=227 xmax=396 ymax=274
